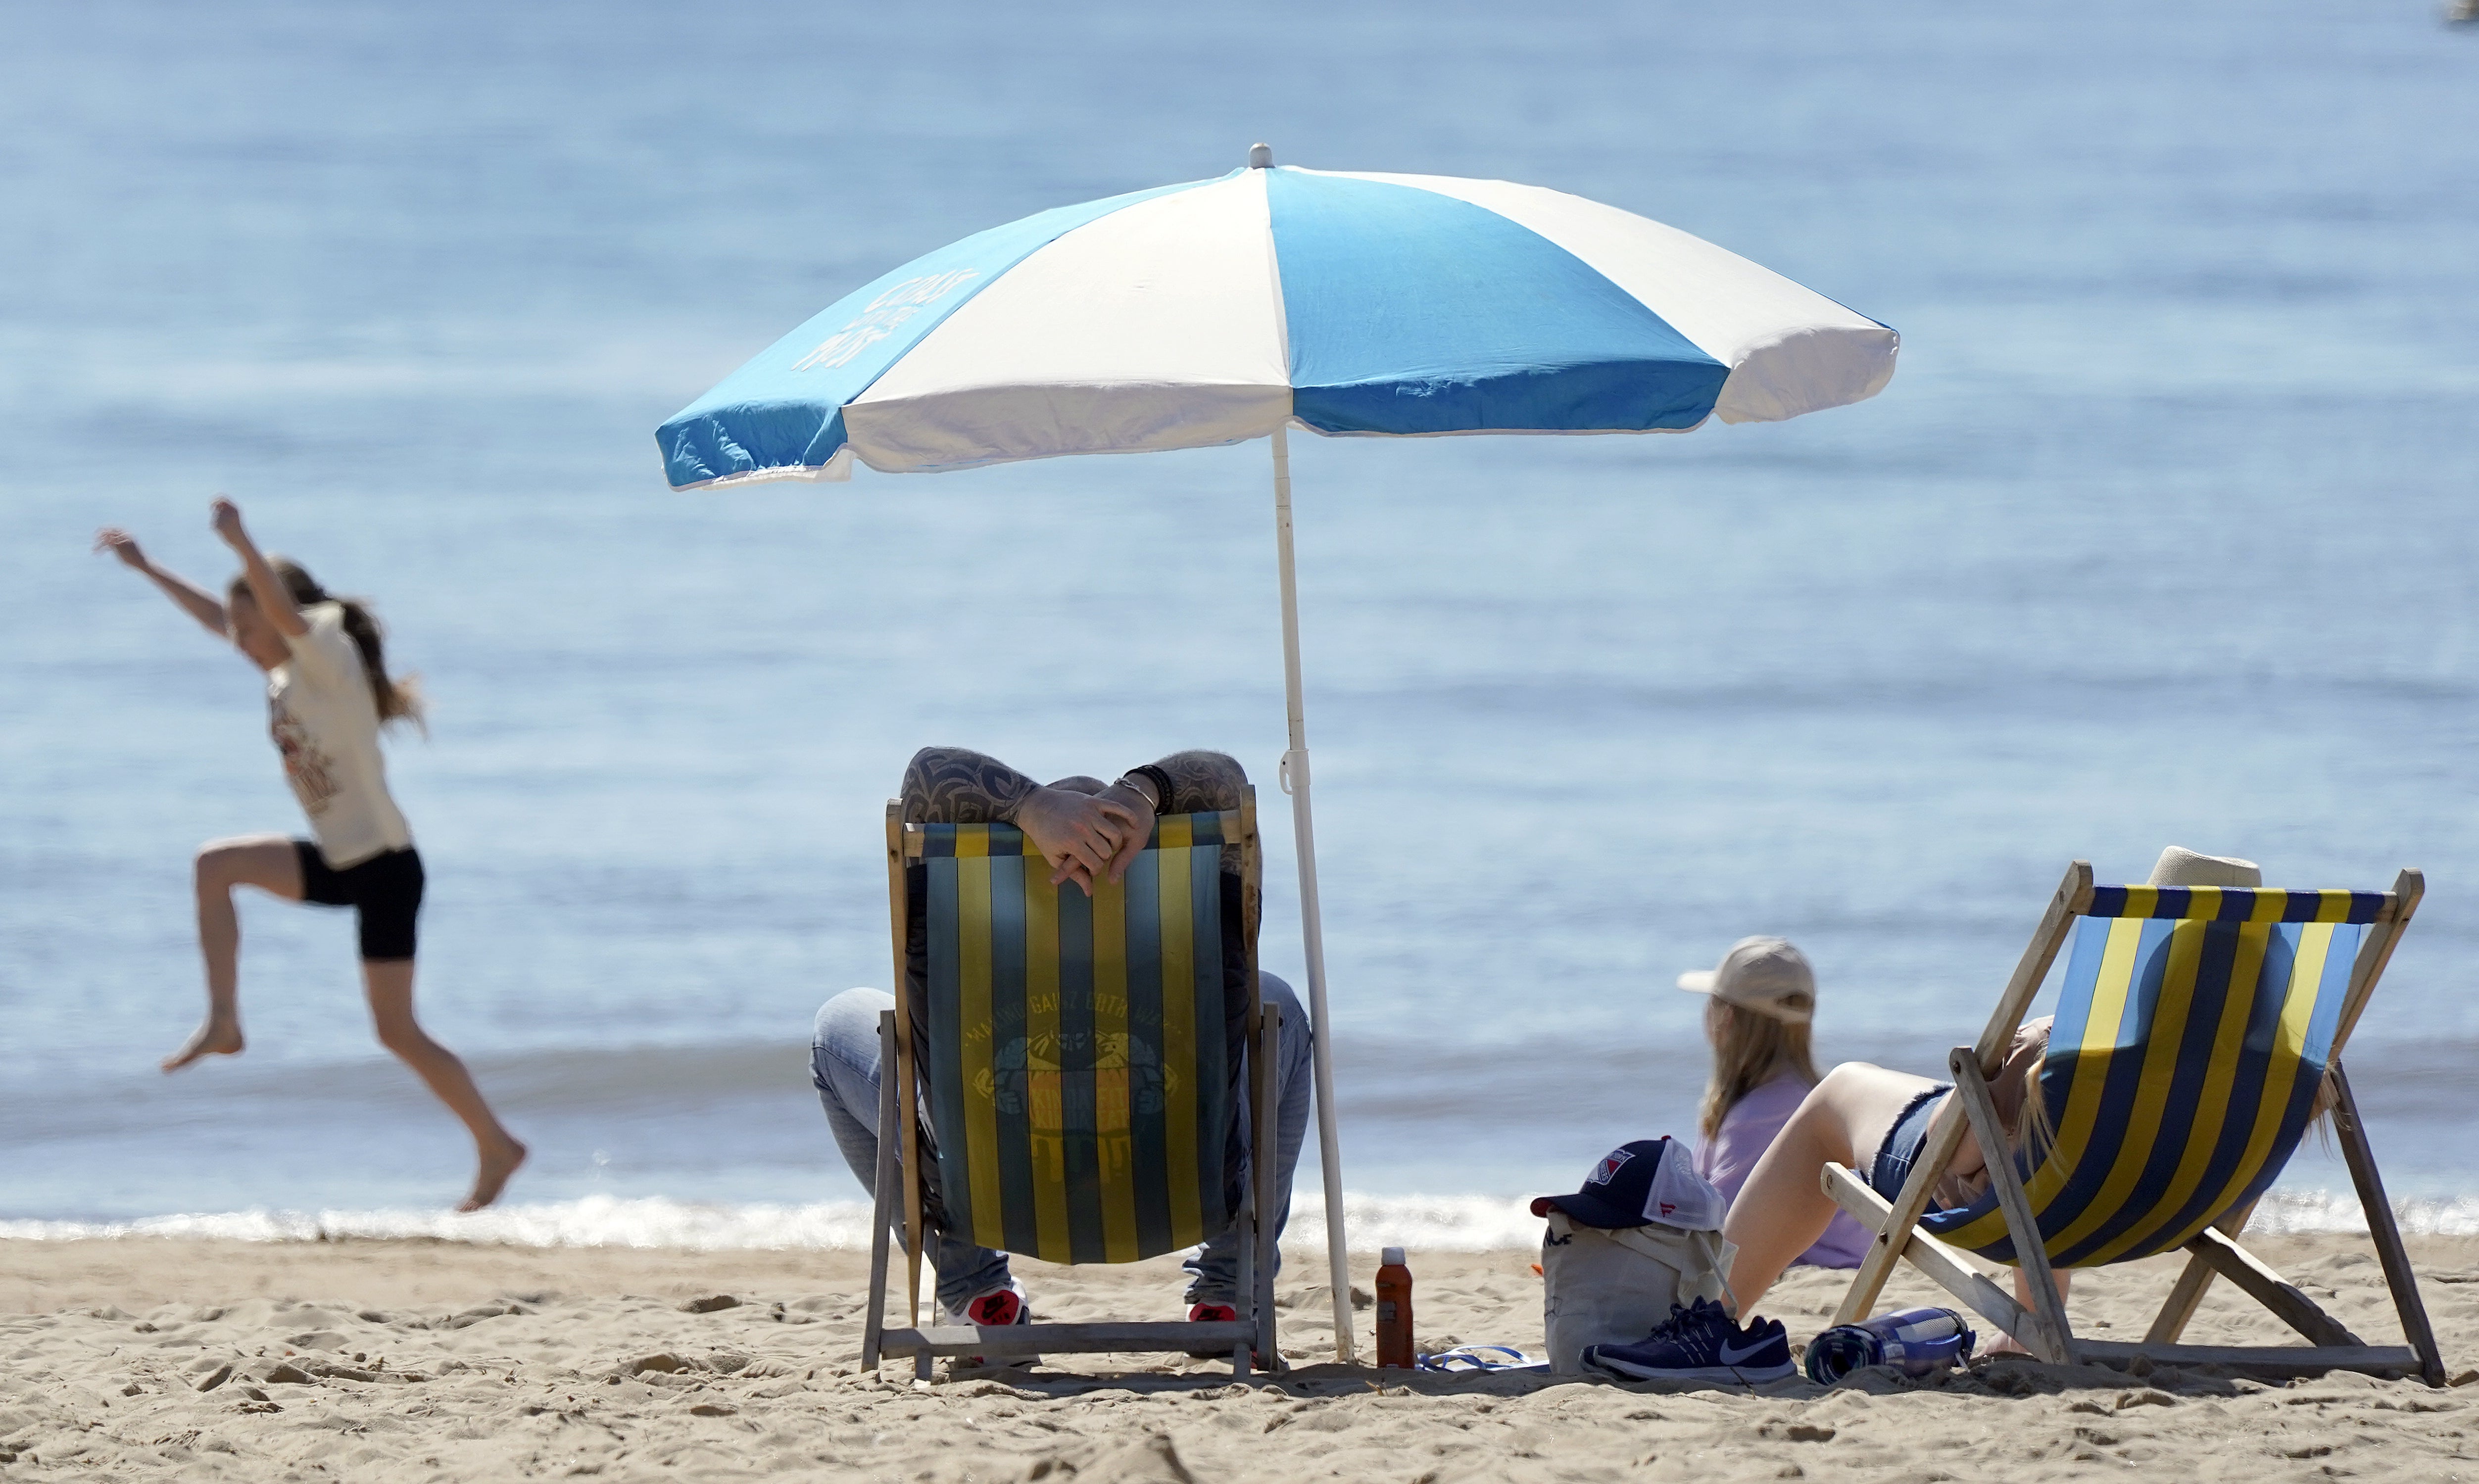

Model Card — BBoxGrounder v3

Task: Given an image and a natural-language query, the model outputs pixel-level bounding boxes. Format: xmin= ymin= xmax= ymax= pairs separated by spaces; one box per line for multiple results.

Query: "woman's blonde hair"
xmin=1698 ymin=1000 xmax=1821 ymax=1141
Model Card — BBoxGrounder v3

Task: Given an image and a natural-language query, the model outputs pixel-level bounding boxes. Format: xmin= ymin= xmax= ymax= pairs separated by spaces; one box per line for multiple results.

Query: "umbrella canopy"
xmin=659 ymin=158 xmax=1894 ymax=486
xmin=658 ymin=150 xmax=1896 ymax=1365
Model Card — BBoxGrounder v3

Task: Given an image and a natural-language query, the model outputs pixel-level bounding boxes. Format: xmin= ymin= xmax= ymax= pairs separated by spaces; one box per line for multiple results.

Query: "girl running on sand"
xmin=94 ymin=498 xmax=527 ymax=1212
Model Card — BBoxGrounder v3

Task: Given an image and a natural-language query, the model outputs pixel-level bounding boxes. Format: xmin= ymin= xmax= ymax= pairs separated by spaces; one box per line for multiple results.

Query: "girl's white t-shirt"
xmin=267 ymin=602 xmax=412 ymax=868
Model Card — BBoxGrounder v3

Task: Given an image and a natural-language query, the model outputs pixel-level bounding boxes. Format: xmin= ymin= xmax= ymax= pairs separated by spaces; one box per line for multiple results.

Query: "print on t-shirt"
xmin=271 ymin=700 xmax=340 ymax=816
xmin=266 ymin=602 xmax=412 ymax=867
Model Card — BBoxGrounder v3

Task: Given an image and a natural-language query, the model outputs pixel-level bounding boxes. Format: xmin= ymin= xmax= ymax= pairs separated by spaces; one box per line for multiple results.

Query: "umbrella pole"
xmin=1270 ymin=423 xmax=1357 ymax=1365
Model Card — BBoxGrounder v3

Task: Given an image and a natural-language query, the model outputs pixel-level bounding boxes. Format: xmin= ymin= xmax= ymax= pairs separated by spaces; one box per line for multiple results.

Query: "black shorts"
xmin=1869 ymin=1083 xmax=1952 ymax=1202
xmin=295 ymin=842 xmax=424 ymax=961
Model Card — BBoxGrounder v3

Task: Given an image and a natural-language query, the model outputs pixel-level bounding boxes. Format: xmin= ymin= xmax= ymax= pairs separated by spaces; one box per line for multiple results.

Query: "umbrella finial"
xmin=1248 ymin=143 xmax=1273 ymax=169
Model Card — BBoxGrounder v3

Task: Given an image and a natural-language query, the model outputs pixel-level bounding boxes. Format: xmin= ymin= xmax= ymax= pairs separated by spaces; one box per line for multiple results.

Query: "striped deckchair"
xmin=1823 ymin=862 xmax=2446 ymax=1384
xmin=862 ymin=796 xmax=1281 ymax=1378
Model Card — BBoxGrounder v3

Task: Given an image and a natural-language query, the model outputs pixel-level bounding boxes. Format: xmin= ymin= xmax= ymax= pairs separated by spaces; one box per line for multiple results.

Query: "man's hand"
xmin=1097 ymin=780 xmax=1157 ymax=883
xmin=209 ymin=497 xmax=247 ymax=546
xmin=1013 ymin=785 xmax=1152 ymax=895
xmin=94 ymin=527 xmax=147 ymax=570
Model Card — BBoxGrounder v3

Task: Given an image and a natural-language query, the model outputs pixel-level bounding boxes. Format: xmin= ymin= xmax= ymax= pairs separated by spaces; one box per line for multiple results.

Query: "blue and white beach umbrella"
xmin=661 ymin=149 xmax=1893 ymax=484
xmin=658 ymin=147 xmax=1896 ymax=1358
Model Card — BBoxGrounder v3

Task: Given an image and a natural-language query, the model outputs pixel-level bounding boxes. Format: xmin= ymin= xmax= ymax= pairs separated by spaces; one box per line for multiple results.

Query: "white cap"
xmin=1381 ymin=1245 xmax=1405 ymax=1266
xmin=1248 ymin=143 xmax=1274 ymax=168
xmin=1677 ymin=936 xmax=1816 ymax=1024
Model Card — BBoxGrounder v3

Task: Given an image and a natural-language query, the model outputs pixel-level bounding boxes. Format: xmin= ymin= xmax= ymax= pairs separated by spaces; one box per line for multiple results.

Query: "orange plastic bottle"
xmin=1375 ymin=1246 xmax=1414 ymax=1369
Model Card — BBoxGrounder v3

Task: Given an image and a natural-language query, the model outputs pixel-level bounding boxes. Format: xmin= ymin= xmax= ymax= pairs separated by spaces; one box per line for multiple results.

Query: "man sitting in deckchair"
xmin=1715 ymin=846 xmax=2261 ymax=1349
xmin=810 ymin=746 xmax=1313 ymax=1338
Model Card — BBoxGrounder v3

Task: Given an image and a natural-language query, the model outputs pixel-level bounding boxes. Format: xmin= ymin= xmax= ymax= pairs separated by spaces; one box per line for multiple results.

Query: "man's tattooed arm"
xmin=901 ymin=744 xmax=1258 ymax=929
xmin=900 ymin=747 xmax=1042 ymax=824
xmin=1145 ymin=750 xmax=1249 ymax=814
xmin=1142 ymin=750 xmax=1254 ymax=932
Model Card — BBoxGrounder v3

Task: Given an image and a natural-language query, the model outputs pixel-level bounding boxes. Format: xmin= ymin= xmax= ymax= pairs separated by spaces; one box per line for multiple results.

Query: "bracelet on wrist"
xmin=1120 ymin=767 xmax=1177 ymax=814
xmin=1112 ymin=775 xmax=1161 ymax=813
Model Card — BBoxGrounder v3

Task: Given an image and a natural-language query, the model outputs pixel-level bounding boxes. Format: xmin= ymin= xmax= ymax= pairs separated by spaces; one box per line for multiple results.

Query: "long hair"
xmin=1698 ymin=1000 xmax=1821 ymax=1141
xmin=230 ymin=560 xmax=426 ymax=730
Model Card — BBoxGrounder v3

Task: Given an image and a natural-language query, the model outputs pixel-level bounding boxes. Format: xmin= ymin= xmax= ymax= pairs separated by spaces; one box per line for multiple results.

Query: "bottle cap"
xmin=1382 ymin=1246 xmax=1405 ymax=1266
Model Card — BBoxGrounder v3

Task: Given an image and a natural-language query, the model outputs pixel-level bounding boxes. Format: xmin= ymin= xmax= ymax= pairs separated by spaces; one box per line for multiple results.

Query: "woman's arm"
xmin=94 ymin=527 xmax=231 ymax=639
xmin=210 ymin=498 xmax=307 ymax=638
xmin=1930 ymin=1016 xmax=2056 ymax=1206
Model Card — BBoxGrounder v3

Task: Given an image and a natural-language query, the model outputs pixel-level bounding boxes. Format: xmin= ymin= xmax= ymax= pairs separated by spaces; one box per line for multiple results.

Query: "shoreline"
xmin=3 ymin=1234 xmax=2472 ymax=1480
xmin=7 ymin=1183 xmax=2474 ymax=1256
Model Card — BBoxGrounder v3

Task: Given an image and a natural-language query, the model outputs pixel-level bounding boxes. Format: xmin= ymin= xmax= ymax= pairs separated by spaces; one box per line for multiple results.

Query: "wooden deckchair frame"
xmin=861 ymin=794 xmax=1282 ymax=1380
xmin=1823 ymin=861 xmax=2446 ymax=1385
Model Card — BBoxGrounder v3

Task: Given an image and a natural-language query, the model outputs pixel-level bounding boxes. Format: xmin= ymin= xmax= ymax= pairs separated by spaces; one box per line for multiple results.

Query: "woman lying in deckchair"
xmin=1718 ymin=847 xmax=2265 ymax=1342
xmin=1720 ymin=1009 xmax=2059 ymax=1334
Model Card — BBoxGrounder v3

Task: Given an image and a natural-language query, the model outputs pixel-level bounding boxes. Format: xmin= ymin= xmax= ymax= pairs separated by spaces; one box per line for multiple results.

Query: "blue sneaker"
xmin=1583 ymin=1297 xmax=1797 ymax=1386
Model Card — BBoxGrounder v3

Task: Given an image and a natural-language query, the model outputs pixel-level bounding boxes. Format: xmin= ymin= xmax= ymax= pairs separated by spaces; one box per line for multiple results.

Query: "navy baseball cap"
xmin=1529 ymin=1137 xmax=1727 ymax=1232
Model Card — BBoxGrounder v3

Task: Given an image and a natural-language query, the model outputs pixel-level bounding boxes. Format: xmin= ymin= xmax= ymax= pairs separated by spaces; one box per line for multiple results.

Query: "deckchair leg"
xmin=884 ymin=803 xmax=928 ymax=1366
xmin=1232 ymin=1236 xmax=1252 ymax=1378
xmin=863 ymin=1011 xmax=900 ymax=1373
xmin=1822 ymin=1162 xmax=2041 ymax=1346
xmin=2146 ymin=1201 xmax=2255 ymax=1345
xmin=2176 ymin=1226 xmax=2363 ymax=1346
xmin=2331 ymin=1062 xmax=2447 ymax=1386
xmin=1950 ymin=1049 xmax=2073 ymax=1362
xmin=1838 ymin=863 xmax=2090 ymax=1328
xmin=1233 ymin=1141 xmax=1257 ymax=1377
xmin=1254 ymin=1002 xmax=1283 ymax=1372
xmin=1836 ymin=1100 xmax=1975 ymax=1325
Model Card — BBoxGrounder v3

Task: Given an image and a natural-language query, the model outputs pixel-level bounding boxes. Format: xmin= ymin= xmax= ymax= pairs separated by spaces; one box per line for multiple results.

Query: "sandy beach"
xmin=3 ymin=1233 xmax=2472 ymax=1481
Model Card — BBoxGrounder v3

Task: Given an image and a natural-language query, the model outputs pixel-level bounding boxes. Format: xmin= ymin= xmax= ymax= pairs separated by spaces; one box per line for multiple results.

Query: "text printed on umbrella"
xmin=792 ymin=270 xmax=982 ymax=372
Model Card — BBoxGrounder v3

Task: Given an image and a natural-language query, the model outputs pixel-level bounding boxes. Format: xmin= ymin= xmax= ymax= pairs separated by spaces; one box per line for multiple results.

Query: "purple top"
xmin=1693 ymin=1073 xmax=1870 ymax=1269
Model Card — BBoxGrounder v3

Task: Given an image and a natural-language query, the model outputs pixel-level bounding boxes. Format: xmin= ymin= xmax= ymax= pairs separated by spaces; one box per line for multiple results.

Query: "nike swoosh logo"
xmin=1717 ymin=1337 xmax=1775 ymax=1365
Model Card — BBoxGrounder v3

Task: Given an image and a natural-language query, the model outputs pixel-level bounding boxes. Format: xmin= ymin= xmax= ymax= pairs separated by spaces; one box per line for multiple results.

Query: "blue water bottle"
xmin=1803 ymin=1307 xmax=1977 ymax=1383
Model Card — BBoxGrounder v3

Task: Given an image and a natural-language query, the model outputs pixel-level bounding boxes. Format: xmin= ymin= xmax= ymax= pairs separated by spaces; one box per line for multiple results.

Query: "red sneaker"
xmin=939 ymin=1281 xmax=1030 ymax=1367
xmin=966 ymin=1289 xmax=1025 ymax=1328
xmin=1187 ymin=1301 xmax=1243 ymax=1360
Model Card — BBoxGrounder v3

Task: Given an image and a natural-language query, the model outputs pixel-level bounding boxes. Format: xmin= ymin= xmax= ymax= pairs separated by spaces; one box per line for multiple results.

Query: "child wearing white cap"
xmin=1680 ymin=937 xmax=1868 ymax=1269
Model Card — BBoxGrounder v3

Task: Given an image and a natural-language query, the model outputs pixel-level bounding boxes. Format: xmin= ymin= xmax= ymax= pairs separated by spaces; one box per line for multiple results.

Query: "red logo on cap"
xmin=1587 ymin=1148 xmax=1635 ymax=1187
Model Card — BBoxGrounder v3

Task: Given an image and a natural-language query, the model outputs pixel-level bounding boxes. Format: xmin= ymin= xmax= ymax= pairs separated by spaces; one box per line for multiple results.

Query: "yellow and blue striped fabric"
xmin=1923 ymin=886 xmax=2369 ymax=1267
xmin=912 ymin=813 xmax=1245 ymax=1266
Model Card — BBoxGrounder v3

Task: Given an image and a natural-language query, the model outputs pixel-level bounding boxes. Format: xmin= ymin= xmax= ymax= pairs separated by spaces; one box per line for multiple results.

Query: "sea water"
xmin=2 ymin=0 xmax=2476 ymax=1249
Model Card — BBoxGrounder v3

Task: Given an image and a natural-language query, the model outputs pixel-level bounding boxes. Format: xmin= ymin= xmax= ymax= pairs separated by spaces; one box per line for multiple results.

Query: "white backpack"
xmin=1539 ymin=1214 xmax=1736 ymax=1375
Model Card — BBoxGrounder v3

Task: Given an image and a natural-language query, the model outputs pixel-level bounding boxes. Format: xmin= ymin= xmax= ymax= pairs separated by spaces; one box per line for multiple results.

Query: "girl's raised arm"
xmin=94 ymin=526 xmax=231 ymax=639
xmin=211 ymin=498 xmax=308 ymax=638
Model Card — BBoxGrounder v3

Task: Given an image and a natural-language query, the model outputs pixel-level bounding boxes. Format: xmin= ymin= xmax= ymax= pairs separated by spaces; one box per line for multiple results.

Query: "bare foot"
xmin=162 ymin=1020 xmax=244 ymax=1072
xmin=457 ymin=1138 xmax=528 ymax=1212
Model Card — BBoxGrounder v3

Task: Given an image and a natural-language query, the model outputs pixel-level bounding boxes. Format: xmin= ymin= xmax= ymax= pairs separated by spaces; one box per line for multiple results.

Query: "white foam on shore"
xmin=2249 ymin=1189 xmax=2479 ymax=1238
xmin=0 ymin=1196 xmax=880 ymax=1251
xmin=0 ymin=1193 xmax=1541 ymax=1253
xmin=3 ymin=1188 xmax=2472 ymax=1251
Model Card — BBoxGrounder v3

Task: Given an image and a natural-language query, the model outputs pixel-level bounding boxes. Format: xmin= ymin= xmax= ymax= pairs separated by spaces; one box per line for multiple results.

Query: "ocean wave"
xmin=2248 ymin=1189 xmax=2479 ymax=1238
xmin=0 ymin=1192 xmax=1544 ymax=1253
xmin=4 ymin=1188 xmax=2470 ymax=1251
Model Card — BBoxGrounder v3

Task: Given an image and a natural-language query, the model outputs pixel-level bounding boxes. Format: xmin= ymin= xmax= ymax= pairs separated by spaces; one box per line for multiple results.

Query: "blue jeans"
xmin=811 ymin=972 xmax=1314 ymax=1310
